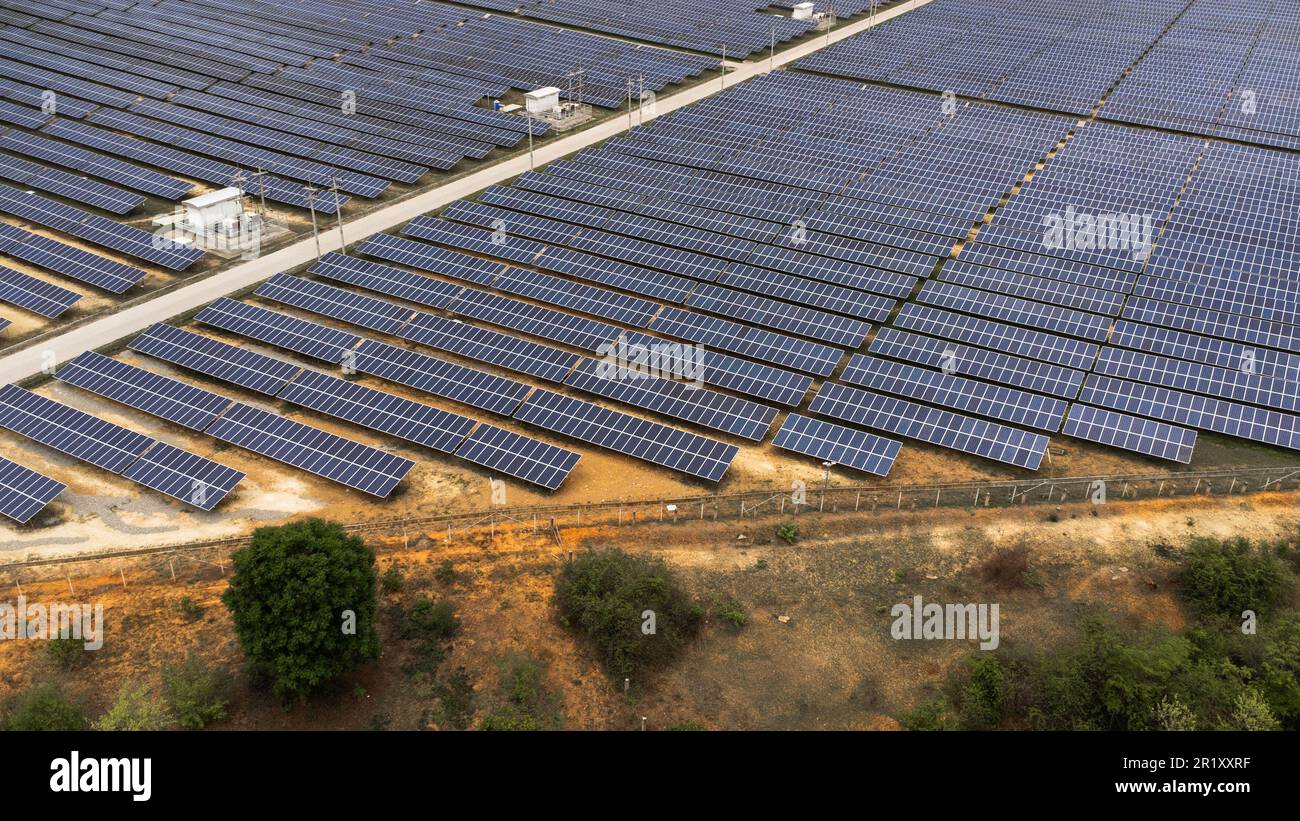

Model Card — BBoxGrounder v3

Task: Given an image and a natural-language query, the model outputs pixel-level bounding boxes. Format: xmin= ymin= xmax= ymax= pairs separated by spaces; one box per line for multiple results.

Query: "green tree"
xmin=1223 ymin=689 xmax=1280 ymax=731
xmin=5 ymin=683 xmax=86 ymax=731
xmin=93 ymin=682 xmax=172 ymax=731
xmin=222 ymin=519 xmax=379 ymax=700
xmin=553 ymin=548 xmax=702 ymax=679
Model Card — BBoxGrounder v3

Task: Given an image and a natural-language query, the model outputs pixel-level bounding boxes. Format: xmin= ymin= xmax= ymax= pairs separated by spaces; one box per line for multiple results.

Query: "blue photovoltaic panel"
xmin=1079 ymin=374 xmax=1300 ymax=451
xmin=396 ymin=312 xmax=580 ymax=384
xmin=253 ymin=274 xmax=412 ymax=337
xmin=809 ymin=382 xmax=1048 ymax=470
xmin=651 ymin=306 xmax=843 ymax=376
xmin=0 ymin=384 xmax=152 ymax=474
xmin=564 ymin=358 xmax=777 ymax=441
xmin=618 ymin=331 xmax=812 ymax=407
xmin=308 ymin=252 xmax=465 ymax=309
xmin=55 ymin=351 xmax=233 ymax=431
xmin=453 ymin=423 xmax=581 ymax=490
xmin=197 ymin=295 xmax=365 ymax=363
xmin=0 ymin=455 xmax=65 ymax=524
xmin=869 ymin=327 xmax=1084 ymax=399
xmin=0 ymin=263 xmax=81 ymax=318
xmin=0 ymin=222 xmax=147 ymax=293
xmin=513 ymin=388 xmax=738 ymax=482
xmin=839 ymin=354 xmax=1067 ymax=432
xmin=771 ymin=413 xmax=902 ymax=477
xmin=128 ymin=323 xmax=302 ymax=396
xmin=276 ymin=368 xmax=477 ymax=454
xmin=448 ymin=288 xmax=623 ymax=353
xmin=205 ymin=402 xmax=416 ymax=498
xmin=351 ymin=339 xmax=532 ymax=416
xmin=355 ymin=233 xmax=503 ymax=285
xmin=121 ymin=442 xmax=244 ymax=511
xmin=1062 ymin=404 xmax=1196 ymax=464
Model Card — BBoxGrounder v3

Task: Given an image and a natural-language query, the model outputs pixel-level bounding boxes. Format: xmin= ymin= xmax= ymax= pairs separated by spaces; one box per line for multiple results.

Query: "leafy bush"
xmin=399 ymin=597 xmax=460 ymax=641
xmin=711 ymin=595 xmax=748 ymax=629
xmin=178 ymin=596 xmax=204 ymax=622
xmin=1179 ymin=536 xmax=1289 ymax=619
xmin=954 ymin=655 xmax=1011 ymax=729
xmin=553 ymin=548 xmax=702 ymax=679
xmin=434 ymin=560 xmax=458 ymax=585
xmin=5 ymin=684 xmax=86 ymax=731
xmin=48 ymin=635 xmax=89 ymax=671
xmin=898 ymin=698 xmax=954 ymax=731
xmin=93 ymin=682 xmax=172 ymax=731
xmin=162 ymin=657 xmax=229 ymax=730
xmin=776 ymin=523 xmax=798 ymax=545
xmin=479 ymin=653 xmax=556 ymax=731
xmin=222 ymin=519 xmax=379 ymax=700
xmin=380 ymin=565 xmax=405 ymax=594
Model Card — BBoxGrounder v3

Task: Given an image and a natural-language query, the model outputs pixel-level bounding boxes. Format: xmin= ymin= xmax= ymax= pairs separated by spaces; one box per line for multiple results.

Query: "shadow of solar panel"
xmin=453 ymin=423 xmax=581 ymax=490
xmin=772 ymin=414 xmax=902 ymax=477
xmin=1062 ymin=404 xmax=1196 ymax=464
xmin=128 ymin=323 xmax=302 ymax=395
xmin=352 ymin=339 xmax=531 ymax=415
xmin=564 ymin=359 xmax=777 ymax=441
xmin=277 ymin=368 xmax=477 ymax=453
xmin=0 ymin=455 xmax=65 ymax=524
xmin=840 ymin=354 xmax=1067 ymax=432
xmin=513 ymin=389 xmax=738 ymax=481
xmin=0 ymin=384 xmax=152 ymax=473
xmin=122 ymin=441 xmax=244 ymax=511
xmin=199 ymin=294 xmax=364 ymax=362
xmin=308 ymin=252 xmax=465 ymax=309
xmin=205 ymin=402 xmax=415 ymax=498
xmin=809 ymin=382 xmax=1047 ymax=470
xmin=356 ymin=233 xmax=502 ymax=285
xmin=396 ymin=312 xmax=579 ymax=383
xmin=253 ymin=274 xmax=412 ymax=336
xmin=0 ymin=263 xmax=80 ymax=318
xmin=55 ymin=351 xmax=233 ymax=430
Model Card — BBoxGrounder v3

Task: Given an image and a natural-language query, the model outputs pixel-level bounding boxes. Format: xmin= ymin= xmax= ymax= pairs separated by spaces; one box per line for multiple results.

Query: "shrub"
xmin=178 ymin=596 xmax=204 ymax=622
xmin=776 ymin=523 xmax=798 ymax=545
xmin=5 ymin=684 xmax=86 ymax=731
xmin=898 ymin=698 xmax=954 ymax=731
xmin=48 ymin=635 xmax=89 ymax=671
xmin=711 ymin=595 xmax=748 ymax=629
xmin=955 ymin=655 xmax=1010 ymax=729
xmin=1222 ymin=689 xmax=1280 ymax=731
xmin=553 ymin=548 xmax=702 ymax=679
xmin=399 ymin=598 xmax=460 ymax=641
xmin=380 ymin=565 xmax=405 ymax=594
xmin=93 ymin=682 xmax=172 ymax=731
xmin=222 ymin=519 xmax=379 ymax=700
xmin=434 ymin=560 xmax=458 ymax=585
xmin=1179 ymin=537 xmax=1289 ymax=619
xmin=162 ymin=657 xmax=229 ymax=730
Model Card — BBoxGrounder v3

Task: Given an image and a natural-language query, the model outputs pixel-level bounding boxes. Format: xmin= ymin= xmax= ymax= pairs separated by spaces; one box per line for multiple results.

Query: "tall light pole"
xmin=304 ymin=184 xmax=321 ymax=259
xmin=331 ymin=175 xmax=345 ymax=255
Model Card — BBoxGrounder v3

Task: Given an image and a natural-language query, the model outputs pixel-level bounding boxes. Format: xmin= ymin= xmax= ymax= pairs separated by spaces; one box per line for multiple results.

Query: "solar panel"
xmin=0 ymin=263 xmax=81 ymax=318
xmin=55 ymin=351 xmax=233 ymax=430
xmin=617 ymin=330 xmax=812 ymax=407
xmin=122 ymin=441 xmax=244 ymax=511
xmin=1061 ymin=404 xmax=1196 ymax=464
xmin=128 ymin=323 xmax=302 ymax=396
xmin=396 ymin=312 xmax=580 ymax=383
xmin=276 ymin=367 xmax=477 ymax=454
xmin=0 ymin=455 xmax=65 ymax=524
xmin=448 ymin=288 xmax=623 ymax=353
xmin=869 ymin=327 xmax=1084 ymax=399
xmin=513 ymin=388 xmax=738 ymax=481
xmin=0 ymin=383 xmax=153 ymax=473
xmin=840 ymin=354 xmax=1067 ymax=432
xmin=355 ymin=233 xmax=503 ymax=285
xmin=809 ymin=382 xmax=1048 ymax=470
xmin=351 ymin=339 xmax=532 ymax=416
xmin=453 ymin=423 xmax=581 ymax=490
xmin=205 ymin=401 xmax=415 ymax=498
xmin=650 ymin=306 xmax=843 ymax=376
xmin=253 ymin=274 xmax=413 ymax=337
xmin=308 ymin=252 xmax=465 ymax=309
xmin=197 ymin=295 xmax=365 ymax=363
xmin=0 ymin=222 xmax=147 ymax=293
xmin=771 ymin=413 xmax=902 ymax=477
xmin=564 ymin=358 xmax=778 ymax=441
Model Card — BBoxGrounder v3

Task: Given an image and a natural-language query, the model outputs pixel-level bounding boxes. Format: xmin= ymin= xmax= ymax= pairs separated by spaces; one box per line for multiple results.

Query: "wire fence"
xmin=3 ymin=464 xmax=1298 ymax=585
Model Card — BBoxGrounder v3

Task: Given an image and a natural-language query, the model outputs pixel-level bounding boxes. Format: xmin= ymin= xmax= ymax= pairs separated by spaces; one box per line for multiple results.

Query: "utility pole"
xmin=331 ymin=175 xmax=346 ymax=255
xmin=627 ymin=77 xmax=634 ymax=130
xmin=770 ymin=25 xmax=775 ymax=73
xmin=526 ymin=109 xmax=535 ymax=169
xmin=720 ymin=43 xmax=726 ymax=90
xmin=252 ymin=167 xmax=268 ymax=215
xmin=304 ymin=184 xmax=321 ymax=259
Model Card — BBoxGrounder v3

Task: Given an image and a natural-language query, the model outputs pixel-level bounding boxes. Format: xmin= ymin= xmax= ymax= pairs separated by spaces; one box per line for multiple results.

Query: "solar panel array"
xmin=0 ymin=383 xmax=244 ymax=509
xmin=0 ymin=454 xmax=66 ymax=523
